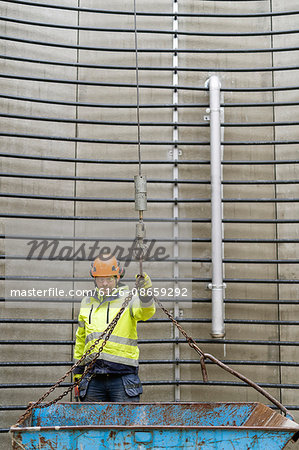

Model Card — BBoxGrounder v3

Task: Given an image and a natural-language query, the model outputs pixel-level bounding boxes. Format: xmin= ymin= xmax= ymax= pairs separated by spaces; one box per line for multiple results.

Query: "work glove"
xmin=135 ymin=273 xmax=153 ymax=302
xmin=73 ymin=374 xmax=82 ymax=401
xmin=135 ymin=272 xmax=152 ymax=290
xmin=73 ymin=373 xmax=83 ymax=383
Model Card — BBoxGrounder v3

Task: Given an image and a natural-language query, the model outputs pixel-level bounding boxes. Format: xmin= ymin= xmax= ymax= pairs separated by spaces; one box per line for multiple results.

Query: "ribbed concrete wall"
xmin=0 ymin=0 xmax=298 ymax=448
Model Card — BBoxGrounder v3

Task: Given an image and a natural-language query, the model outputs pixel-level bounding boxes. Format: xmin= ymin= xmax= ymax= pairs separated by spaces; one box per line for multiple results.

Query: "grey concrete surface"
xmin=0 ymin=0 xmax=298 ymax=447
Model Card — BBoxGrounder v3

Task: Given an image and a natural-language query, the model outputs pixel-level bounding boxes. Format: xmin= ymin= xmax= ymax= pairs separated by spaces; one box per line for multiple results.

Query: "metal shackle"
xmin=134 ymin=175 xmax=147 ymax=211
xmin=136 ymin=222 xmax=146 ymax=239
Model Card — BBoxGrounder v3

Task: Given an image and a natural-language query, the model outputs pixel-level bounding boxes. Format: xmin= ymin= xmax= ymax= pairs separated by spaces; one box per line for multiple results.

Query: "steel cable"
xmin=2 ymin=16 xmax=299 ymax=37
xmin=1 ymin=0 xmax=299 ymax=18
xmin=2 ymin=34 xmax=299 ymax=53
xmin=2 ymin=54 xmax=299 ymax=72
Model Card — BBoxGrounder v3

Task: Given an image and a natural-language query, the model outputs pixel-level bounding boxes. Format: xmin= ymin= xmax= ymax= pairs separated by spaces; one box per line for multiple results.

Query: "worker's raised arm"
xmin=131 ymin=273 xmax=156 ymax=321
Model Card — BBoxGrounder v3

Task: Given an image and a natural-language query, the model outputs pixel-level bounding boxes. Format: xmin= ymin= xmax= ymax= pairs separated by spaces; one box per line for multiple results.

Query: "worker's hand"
xmin=135 ymin=273 xmax=153 ymax=302
xmin=135 ymin=272 xmax=152 ymax=290
xmin=73 ymin=374 xmax=82 ymax=401
xmin=73 ymin=373 xmax=83 ymax=384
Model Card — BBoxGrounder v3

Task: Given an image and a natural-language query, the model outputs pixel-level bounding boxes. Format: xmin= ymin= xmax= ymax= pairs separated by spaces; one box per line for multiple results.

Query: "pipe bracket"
xmin=208 ymin=283 xmax=226 ymax=290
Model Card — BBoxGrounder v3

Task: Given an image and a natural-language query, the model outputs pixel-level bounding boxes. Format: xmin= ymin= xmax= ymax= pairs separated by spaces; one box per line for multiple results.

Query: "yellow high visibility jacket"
xmin=74 ymin=285 xmax=155 ymax=368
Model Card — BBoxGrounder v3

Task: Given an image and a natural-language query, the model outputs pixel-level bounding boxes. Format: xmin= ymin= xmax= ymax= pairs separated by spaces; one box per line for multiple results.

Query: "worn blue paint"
xmin=13 ymin=428 xmax=296 ymax=450
xmin=31 ymin=402 xmax=256 ymax=427
xmin=11 ymin=402 xmax=299 ymax=449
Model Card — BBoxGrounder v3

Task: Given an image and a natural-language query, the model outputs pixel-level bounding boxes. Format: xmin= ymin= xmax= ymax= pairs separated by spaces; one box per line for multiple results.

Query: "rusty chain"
xmin=152 ymin=295 xmax=209 ymax=382
xmin=153 ymin=295 xmax=293 ymax=419
xmin=16 ymin=288 xmax=134 ymax=426
xmin=16 ymin=282 xmax=293 ymax=427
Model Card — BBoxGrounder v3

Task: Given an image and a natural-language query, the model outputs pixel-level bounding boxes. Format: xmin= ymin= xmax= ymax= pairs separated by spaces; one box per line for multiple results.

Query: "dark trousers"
xmin=82 ymin=374 xmax=140 ymax=402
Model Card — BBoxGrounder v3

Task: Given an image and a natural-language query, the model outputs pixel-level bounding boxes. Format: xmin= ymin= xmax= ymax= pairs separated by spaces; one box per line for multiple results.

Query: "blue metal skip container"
xmin=10 ymin=402 xmax=299 ymax=449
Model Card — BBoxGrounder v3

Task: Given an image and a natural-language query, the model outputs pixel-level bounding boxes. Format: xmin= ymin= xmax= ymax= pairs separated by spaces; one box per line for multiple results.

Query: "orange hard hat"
xmin=90 ymin=255 xmax=123 ymax=280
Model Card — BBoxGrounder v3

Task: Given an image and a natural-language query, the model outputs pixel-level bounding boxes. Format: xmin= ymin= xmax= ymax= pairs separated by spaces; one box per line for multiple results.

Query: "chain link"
xmin=12 ymin=0 xmax=292 ymax=429
xmin=153 ymin=296 xmax=208 ymax=380
xmin=15 ymin=285 xmax=292 ymax=427
xmin=16 ymin=289 xmax=134 ymax=426
xmin=152 ymin=294 xmax=291 ymax=419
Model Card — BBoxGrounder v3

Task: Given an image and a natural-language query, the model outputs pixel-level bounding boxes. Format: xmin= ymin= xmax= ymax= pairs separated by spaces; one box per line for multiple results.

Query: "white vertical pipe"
xmin=207 ymin=75 xmax=225 ymax=338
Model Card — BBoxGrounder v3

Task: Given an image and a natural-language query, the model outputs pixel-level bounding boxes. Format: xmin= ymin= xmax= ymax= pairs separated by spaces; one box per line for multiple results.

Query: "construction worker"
xmin=73 ymin=254 xmax=155 ymax=402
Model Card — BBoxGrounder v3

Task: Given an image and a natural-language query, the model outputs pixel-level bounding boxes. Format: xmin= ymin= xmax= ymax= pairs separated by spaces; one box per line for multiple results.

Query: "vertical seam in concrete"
xmin=270 ymin=0 xmax=282 ymax=406
xmin=70 ymin=0 xmax=81 ymax=394
xmin=173 ymin=0 xmax=180 ymax=402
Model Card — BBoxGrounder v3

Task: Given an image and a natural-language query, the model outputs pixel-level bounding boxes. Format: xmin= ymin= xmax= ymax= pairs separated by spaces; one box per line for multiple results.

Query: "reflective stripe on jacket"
xmin=74 ymin=285 xmax=155 ymax=367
